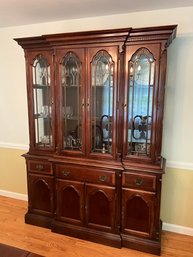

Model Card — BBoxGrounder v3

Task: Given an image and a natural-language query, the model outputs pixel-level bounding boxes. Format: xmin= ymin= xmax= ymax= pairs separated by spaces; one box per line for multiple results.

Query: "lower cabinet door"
xmin=122 ymin=188 xmax=156 ymax=238
xmin=56 ymin=179 xmax=84 ymax=225
xmin=28 ymin=174 xmax=54 ymax=216
xmin=85 ymin=184 xmax=116 ymax=232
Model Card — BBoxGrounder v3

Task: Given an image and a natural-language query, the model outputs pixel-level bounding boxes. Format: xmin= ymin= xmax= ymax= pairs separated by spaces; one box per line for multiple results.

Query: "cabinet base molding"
xmin=25 ymin=212 xmax=52 ymax=229
xmin=121 ymin=234 xmax=161 ymax=255
xmin=52 ymin=220 xmax=122 ymax=248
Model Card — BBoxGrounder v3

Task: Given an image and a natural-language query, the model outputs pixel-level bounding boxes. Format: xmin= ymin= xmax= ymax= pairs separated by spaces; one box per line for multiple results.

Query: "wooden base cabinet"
xmin=121 ymin=169 xmax=163 ymax=254
xmin=24 ymin=158 xmax=54 ymax=228
xmin=52 ymin=163 xmax=122 ymax=247
xmin=15 ymin=25 xmax=177 ymax=255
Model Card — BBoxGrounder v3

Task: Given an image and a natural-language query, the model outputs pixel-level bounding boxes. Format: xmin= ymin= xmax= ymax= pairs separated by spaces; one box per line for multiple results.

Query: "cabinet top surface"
xmin=14 ymin=25 xmax=177 ymax=49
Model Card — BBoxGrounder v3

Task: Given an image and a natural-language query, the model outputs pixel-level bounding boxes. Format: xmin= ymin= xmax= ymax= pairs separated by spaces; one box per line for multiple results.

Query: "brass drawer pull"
xmin=61 ymin=171 xmax=70 ymax=177
xmin=35 ymin=164 xmax=44 ymax=171
xmin=99 ymin=175 xmax=107 ymax=182
xmin=135 ymin=178 xmax=144 ymax=186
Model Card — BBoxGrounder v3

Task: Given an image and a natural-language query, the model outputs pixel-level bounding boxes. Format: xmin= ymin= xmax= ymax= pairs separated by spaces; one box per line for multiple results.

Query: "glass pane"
xmin=128 ymin=48 xmax=155 ymax=156
xmin=62 ymin=52 xmax=82 ymax=151
xmin=91 ymin=51 xmax=114 ymax=154
xmin=32 ymin=55 xmax=52 ymax=147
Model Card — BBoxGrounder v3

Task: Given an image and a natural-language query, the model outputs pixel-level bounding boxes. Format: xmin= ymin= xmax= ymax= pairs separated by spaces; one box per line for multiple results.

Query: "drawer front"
xmin=122 ymin=172 xmax=156 ymax=191
xmin=55 ymin=164 xmax=115 ymax=186
xmin=28 ymin=160 xmax=52 ymax=175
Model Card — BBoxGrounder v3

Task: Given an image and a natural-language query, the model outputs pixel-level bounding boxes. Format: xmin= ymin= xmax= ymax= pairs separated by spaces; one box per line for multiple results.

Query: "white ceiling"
xmin=1 ymin=0 xmax=193 ymax=28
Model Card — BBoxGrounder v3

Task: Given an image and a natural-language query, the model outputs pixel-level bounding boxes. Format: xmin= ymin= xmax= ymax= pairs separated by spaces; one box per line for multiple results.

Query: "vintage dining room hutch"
xmin=15 ymin=25 xmax=177 ymax=255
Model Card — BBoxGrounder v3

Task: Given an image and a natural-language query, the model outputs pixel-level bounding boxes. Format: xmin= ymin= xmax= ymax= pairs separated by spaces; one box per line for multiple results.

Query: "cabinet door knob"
xmin=99 ymin=175 xmax=107 ymax=182
xmin=135 ymin=178 xmax=144 ymax=186
xmin=61 ymin=171 xmax=70 ymax=177
xmin=82 ymin=98 xmax=85 ymax=107
xmin=35 ymin=164 xmax=44 ymax=171
xmin=87 ymin=98 xmax=90 ymax=110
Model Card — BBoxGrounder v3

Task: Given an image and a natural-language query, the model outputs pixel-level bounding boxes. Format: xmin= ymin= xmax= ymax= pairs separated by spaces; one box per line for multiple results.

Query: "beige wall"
xmin=161 ymin=168 xmax=193 ymax=228
xmin=0 ymin=148 xmax=27 ymax=194
xmin=0 ymin=6 xmax=193 ymax=231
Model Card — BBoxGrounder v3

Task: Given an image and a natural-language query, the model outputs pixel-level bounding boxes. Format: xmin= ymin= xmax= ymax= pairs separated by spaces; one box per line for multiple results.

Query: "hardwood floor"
xmin=0 ymin=195 xmax=192 ymax=257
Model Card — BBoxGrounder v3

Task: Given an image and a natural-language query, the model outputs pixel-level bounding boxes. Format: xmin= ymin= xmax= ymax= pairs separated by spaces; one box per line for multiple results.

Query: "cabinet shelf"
xmin=62 ymin=116 xmax=80 ymax=120
xmin=92 ymin=84 xmax=113 ymax=88
xmin=34 ymin=114 xmax=51 ymax=119
xmin=62 ymin=84 xmax=81 ymax=87
xmin=33 ymin=84 xmax=50 ymax=89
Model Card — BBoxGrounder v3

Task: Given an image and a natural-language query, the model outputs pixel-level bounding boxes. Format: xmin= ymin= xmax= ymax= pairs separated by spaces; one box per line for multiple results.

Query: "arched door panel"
xmin=122 ymin=188 xmax=155 ymax=238
xmin=28 ymin=174 xmax=53 ymax=216
xmin=85 ymin=184 xmax=116 ymax=232
xmin=56 ymin=179 xmax=84 ymax=225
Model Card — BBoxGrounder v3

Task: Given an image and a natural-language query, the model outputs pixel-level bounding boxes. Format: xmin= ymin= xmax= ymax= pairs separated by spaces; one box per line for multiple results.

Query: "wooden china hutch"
xmin=15 ymin=25 xmax=177 ymax=255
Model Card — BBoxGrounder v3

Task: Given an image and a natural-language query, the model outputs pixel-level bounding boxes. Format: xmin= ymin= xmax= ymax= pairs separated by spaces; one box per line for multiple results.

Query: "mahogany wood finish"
xmin=15 ymin=25 xmax=177 ymax=255
xmin=0 ymin=243 xmax=43 ymax=257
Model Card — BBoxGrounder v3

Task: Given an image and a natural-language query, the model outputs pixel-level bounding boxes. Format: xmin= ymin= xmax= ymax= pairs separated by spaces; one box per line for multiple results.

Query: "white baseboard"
xmin=0 ymin=189 xmax=27 ymax=201
xmin=166 ymin=161 xmax=193 ymax=171
xmin=163 ymin=222 xmax=193 ymax=236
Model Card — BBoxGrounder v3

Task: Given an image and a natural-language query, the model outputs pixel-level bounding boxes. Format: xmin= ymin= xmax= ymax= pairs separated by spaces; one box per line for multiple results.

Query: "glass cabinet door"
xmin=90 ymin=49 xmax=116 ymax=157
xmin=125 ymin=47 xmax=156 ymax=158
xmin=59 ymin=50 xmax=84 ymax=153
xmin=30 ymin=53 xmax=54 ymax=149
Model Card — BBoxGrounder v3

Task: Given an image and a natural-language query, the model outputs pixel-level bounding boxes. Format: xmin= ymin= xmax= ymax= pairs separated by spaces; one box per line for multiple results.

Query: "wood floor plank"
xmin=0 ymin=195 xmax=193 ymax=257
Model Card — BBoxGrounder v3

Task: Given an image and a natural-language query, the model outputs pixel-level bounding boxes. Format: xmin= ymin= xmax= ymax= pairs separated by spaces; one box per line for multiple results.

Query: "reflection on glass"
xmin=61 ymin=52 xmax=82 ymax=151
xmin=32 ymin=55 xmax=52 ymax=147
xmin=128 ymin=48 xmax=155 ymax=156
xmin=91 ymin=50 xmax=114 ymax=154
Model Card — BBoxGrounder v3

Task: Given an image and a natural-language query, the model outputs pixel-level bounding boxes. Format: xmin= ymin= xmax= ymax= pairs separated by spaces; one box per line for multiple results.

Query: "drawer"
xmin=122 ymin=172 xmax=156 ymax=191
xmin=55 ymin=164 xmax=116 ymax=186
xmin=27 ymin=160 xmax=52 ymax=175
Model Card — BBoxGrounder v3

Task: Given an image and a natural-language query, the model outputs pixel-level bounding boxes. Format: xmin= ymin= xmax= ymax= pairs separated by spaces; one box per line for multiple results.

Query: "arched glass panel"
xmin=61 ymin=52 xmax=82 ymax=151
xmin=128 ymin=48 xmax=155 ymax=156
xmin=32 ymin=55 xmax=52 ymax=147
xmin=91 ymin=50 xmax=114 ymax=154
